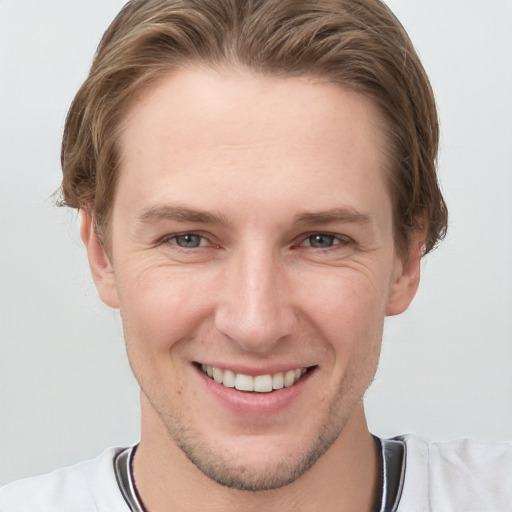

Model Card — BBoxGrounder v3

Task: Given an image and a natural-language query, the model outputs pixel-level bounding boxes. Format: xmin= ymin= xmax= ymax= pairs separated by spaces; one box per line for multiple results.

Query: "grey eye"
xmin=307 ymin=234 xmax=336 ymax=248
xmin=174 ymin=234 xmax=203 ymax=248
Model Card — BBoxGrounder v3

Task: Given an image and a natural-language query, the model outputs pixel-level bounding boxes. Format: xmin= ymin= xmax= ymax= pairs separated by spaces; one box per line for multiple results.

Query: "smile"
xmin=200 ymin=364 xmax=308 ymax=393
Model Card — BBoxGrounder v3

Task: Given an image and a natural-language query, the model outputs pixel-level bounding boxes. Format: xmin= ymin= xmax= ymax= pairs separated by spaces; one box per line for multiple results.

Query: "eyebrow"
xmin=292 ymin=208 xmax=372 ymax=226
xmin=138 ymin=204 xmax=228 ymax=225
xmin=138 ymin=203 xmax=372 ymax=227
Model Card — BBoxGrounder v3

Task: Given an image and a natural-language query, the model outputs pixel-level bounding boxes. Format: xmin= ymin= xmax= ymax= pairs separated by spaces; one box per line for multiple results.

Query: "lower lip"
xmin=194 ymin=365 xmax=315 ymax=416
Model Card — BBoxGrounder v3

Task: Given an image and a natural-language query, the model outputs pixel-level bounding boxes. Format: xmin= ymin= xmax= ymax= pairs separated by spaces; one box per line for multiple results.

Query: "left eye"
xmin=171 ymin=233 xmax=205 ymax=248
xmin=302 ymin=234 xmax=339 ymax=248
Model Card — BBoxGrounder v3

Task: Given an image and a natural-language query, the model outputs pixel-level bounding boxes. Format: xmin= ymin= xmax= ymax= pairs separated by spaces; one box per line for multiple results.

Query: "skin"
xmin=82 ymin=67 xmax=423 ymax=511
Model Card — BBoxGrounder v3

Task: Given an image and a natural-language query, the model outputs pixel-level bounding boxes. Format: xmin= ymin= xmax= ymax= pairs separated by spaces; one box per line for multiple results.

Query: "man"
xmin=1 ymin=0 xmax=511 ymax=510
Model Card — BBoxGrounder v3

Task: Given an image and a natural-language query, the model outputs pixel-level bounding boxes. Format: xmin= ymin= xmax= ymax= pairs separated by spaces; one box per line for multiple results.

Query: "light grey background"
xmin=1 ymin=0 xmax=511 ymax=486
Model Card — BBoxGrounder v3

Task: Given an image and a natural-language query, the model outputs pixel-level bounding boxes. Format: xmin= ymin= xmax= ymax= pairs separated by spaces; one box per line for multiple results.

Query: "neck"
xmin=133 ymin=398 xmax=379 ymax=512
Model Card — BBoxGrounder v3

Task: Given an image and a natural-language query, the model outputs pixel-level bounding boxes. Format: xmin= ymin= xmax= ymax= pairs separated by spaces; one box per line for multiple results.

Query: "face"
xmin=85 ymin=68 xmax=420 ymax=491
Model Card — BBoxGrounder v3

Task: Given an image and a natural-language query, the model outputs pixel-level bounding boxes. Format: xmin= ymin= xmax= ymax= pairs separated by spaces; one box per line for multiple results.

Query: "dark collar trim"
xmin=374 ymin=436 xmax=407 ymax=512
xmin=114 ymin=445 xmax=145 ymax=512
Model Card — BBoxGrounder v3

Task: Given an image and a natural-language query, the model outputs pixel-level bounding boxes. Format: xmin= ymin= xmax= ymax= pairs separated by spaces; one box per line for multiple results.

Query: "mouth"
xmin=198 ymin=364 xmax=314 ymax=393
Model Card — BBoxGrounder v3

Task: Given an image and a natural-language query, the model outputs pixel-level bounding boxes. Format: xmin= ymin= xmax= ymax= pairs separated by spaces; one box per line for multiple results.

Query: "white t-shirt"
xmin=0 ymin=447 xmax=128 ymax=512
xmin=397 ymin=436 xmax=512 ymax=511
xmin=1 ymin=435 xmax=511 ymax=512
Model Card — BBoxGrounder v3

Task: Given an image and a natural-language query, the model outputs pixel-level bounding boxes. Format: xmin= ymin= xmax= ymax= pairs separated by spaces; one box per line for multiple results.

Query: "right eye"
xmin=303 ymin=234 xmax=337 ymax=249
xmin=168 ymin=233 xmax=206 ymax=248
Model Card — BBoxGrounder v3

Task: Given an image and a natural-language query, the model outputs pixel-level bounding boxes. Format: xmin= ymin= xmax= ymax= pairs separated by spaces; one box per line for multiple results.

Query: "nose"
xmin=214 ymin=245 xmax=297 ymax=354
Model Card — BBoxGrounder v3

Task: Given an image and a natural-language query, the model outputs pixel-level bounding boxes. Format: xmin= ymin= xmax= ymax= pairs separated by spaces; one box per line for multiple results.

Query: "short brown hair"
xmin=61 ymin=0 xmax=447 ymax=258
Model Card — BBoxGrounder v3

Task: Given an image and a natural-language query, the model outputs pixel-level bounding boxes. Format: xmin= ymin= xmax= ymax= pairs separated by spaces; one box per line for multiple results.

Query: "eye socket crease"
xmin=136 ymin=204 xmax=374 ymax=252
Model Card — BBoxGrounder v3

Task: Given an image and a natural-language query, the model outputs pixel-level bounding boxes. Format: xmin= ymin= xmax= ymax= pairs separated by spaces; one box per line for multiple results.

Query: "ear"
xmin=80 ymin=209 xmax=120 ymax=309
xmin=386 ymin=231 xmax=424 ymax=316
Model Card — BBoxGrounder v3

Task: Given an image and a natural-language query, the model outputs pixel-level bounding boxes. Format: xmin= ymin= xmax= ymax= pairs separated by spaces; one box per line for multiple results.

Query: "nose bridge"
xmin=215 ymin=241 xmax=296 ymax=352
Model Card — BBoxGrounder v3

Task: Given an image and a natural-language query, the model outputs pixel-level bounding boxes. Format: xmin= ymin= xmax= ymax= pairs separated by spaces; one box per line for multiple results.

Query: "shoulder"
xmin=397 ymin=435 xmax=512 ymax=512
xmin=0 ymin=447 xmax=130 ymax=512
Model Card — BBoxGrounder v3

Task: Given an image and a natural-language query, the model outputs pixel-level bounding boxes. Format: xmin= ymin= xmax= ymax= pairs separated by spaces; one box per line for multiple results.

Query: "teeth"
xmin=212 ymin=367 xmax=223 ymax=384
xmin=254 ymin=375 xmax=273 ymax=393
xmin=284 ymin=370 xmax=296 ymax=388
xmin=272 ymin=372 xmax=284 ymax=390
xmin=223 ymin=369 xmax=235 ymax=388
xmin=201 ymin=365 xmax=307 ymax=392
xmin=235 ymin=373 xmax=254 ymax=391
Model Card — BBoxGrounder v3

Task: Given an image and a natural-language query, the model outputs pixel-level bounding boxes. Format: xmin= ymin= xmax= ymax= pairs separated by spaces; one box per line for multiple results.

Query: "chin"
xmin=160 ymin=406 xmax=348 ymax=492
xmin=178 ymin=436 xmax=332 ymax=491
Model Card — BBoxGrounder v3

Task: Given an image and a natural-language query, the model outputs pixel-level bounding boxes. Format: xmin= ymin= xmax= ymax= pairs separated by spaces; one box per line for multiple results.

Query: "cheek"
xmin=300 ymin=269 xmax=389 ymax=333
xmin=118 ymin=279 xmax=206 ymax=405
xmin=297 ymin=270 xmax=388 ymax=372
xmin=116 ymin=268 xmax=212 ymax=356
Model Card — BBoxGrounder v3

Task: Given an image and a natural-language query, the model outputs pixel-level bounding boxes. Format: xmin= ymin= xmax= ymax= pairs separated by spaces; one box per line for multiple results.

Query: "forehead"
xmin=115 ymin=67 xmax=392 ymax=228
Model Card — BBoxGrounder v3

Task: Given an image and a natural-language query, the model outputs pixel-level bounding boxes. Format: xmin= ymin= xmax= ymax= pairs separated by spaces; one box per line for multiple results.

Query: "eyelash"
xmin=298 ymin=233 xmax=351 ymax=249
xmin=161 ymin=232 xmax=212 ymax=249
xmin=160 ymin=231 xmax=351 ymax=251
